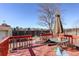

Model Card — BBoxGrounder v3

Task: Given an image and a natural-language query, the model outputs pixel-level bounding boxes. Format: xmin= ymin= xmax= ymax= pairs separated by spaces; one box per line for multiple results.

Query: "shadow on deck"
xmin=28 ymin=47 xmax=36 ymax=56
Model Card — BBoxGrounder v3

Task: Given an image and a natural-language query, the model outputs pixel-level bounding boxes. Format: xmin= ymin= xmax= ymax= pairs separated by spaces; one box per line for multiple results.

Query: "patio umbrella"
xmin=53 ymin=10 xmax=64 ymax=34
xmin=50 ymin=10 xmax=67 ymax=44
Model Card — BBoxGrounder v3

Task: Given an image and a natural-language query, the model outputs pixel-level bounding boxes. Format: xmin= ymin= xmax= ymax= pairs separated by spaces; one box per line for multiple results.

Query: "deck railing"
xmin=40 ymin=33 xmax=79 ymax=46
xmin=0 ymin=33 xmax=79 ymax=56
xmin=40 ymin=33 xmax=53 ymax=42
xmin=0 ymin=37 xmax=10 ymax=56
xmin=0 ymin=35 xmax=32 ymax=56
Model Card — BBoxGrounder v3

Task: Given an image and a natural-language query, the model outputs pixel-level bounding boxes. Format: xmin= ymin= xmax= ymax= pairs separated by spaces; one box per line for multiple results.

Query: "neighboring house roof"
xmin=0 ymin=23 xmax=12 ymax=31
xmin=1 ymin=23 xmax=11 ymax=27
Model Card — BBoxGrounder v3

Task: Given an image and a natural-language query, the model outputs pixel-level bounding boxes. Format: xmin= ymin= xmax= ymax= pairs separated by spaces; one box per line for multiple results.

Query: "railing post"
xmin=71 ymin=37 xmax=73 ymax=45
xmin=0 ymin=37 xmax=9 ymax=56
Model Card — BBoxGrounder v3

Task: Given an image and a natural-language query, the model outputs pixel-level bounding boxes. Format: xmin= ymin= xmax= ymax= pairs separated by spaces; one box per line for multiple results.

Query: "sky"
xmin=0 ymin=3 xmax=79 ymax=29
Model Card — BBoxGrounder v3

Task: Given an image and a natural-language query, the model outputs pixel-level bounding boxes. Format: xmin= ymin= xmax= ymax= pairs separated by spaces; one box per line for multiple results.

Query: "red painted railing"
xmin=40 ymin=33 xmax=53 ymax=36
xmin=0 ymin=37 xmax=10 ymax=56
xmin=0 ymin=35 xmax=32 ymax=56
xmin=0 ymin=33 xmax=79 ymax=56
xmin=40 ymin=33 xmax=79 ymax=46
xmin=10 ymin=35 xmax=32 ymax=39
xmin=40 ymin=33 xmax=53 ymax=42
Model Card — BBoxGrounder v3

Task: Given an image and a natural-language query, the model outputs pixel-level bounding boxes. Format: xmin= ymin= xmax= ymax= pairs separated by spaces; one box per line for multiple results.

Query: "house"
xmin=0 ymin=23 xmax=12 ymax=41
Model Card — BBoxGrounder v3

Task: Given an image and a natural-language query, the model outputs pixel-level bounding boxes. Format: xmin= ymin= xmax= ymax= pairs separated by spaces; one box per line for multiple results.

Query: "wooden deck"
xmin=1 ymin=34 xmax=79 ymax=56
xmin=8 ymin=44 xmax=56 ymax=56
xmin=7 ymin=43 xmax=79 ymax=56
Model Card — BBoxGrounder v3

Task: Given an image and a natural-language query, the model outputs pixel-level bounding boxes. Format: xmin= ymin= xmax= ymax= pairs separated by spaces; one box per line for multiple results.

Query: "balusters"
xmin=23 ymin=38 xmax=25 ymax=48
xmin=9 ymin=39 xmax=11 ymax=50
xmin=28 ymin=38 xmax=30 ymax=47
xmin=12 ymin=39 xmax=14 ymax=50
xmin=22 ymin=39 xmax=25 ymax=48
xmin=29 ymin=39 xmax=32 ymax=47
xmin=69 ymin=37 xmax=72 ymax=45
xmin=12 ymin=40 xmax=16 ymax=49
xmin=22 ymin=39 xmax=24 ymax=47
xmin=17 ymin=40 xmax=19 ymax=49
xmin=18 ymin=39 xmax=20 ymax=48
xmin=25 ymin=39 xmax=28 ymax=48
xmin=15 ymin=39 xmax=18 ymax=49
xmin=8 ymin=35 xmax=32 ymax=52
xmin=20 ymin=39 xmax=22 ymax=47
xmin=24 ymin=39 xmax=26 ymax=48
xmin=9 ymin=39 xmax=13 ymax=52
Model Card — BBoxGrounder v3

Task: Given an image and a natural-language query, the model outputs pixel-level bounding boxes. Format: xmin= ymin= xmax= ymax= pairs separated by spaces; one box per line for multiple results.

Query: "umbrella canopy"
xmin=53 ymin=10 xmax=63 ymax=34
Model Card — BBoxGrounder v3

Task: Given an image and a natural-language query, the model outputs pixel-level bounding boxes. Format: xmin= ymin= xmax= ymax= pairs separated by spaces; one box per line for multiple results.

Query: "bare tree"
xmin=38 ymin=4 xmax=59 ymax=33
xmin=73 ymin=19 xmax=79 ymax=35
